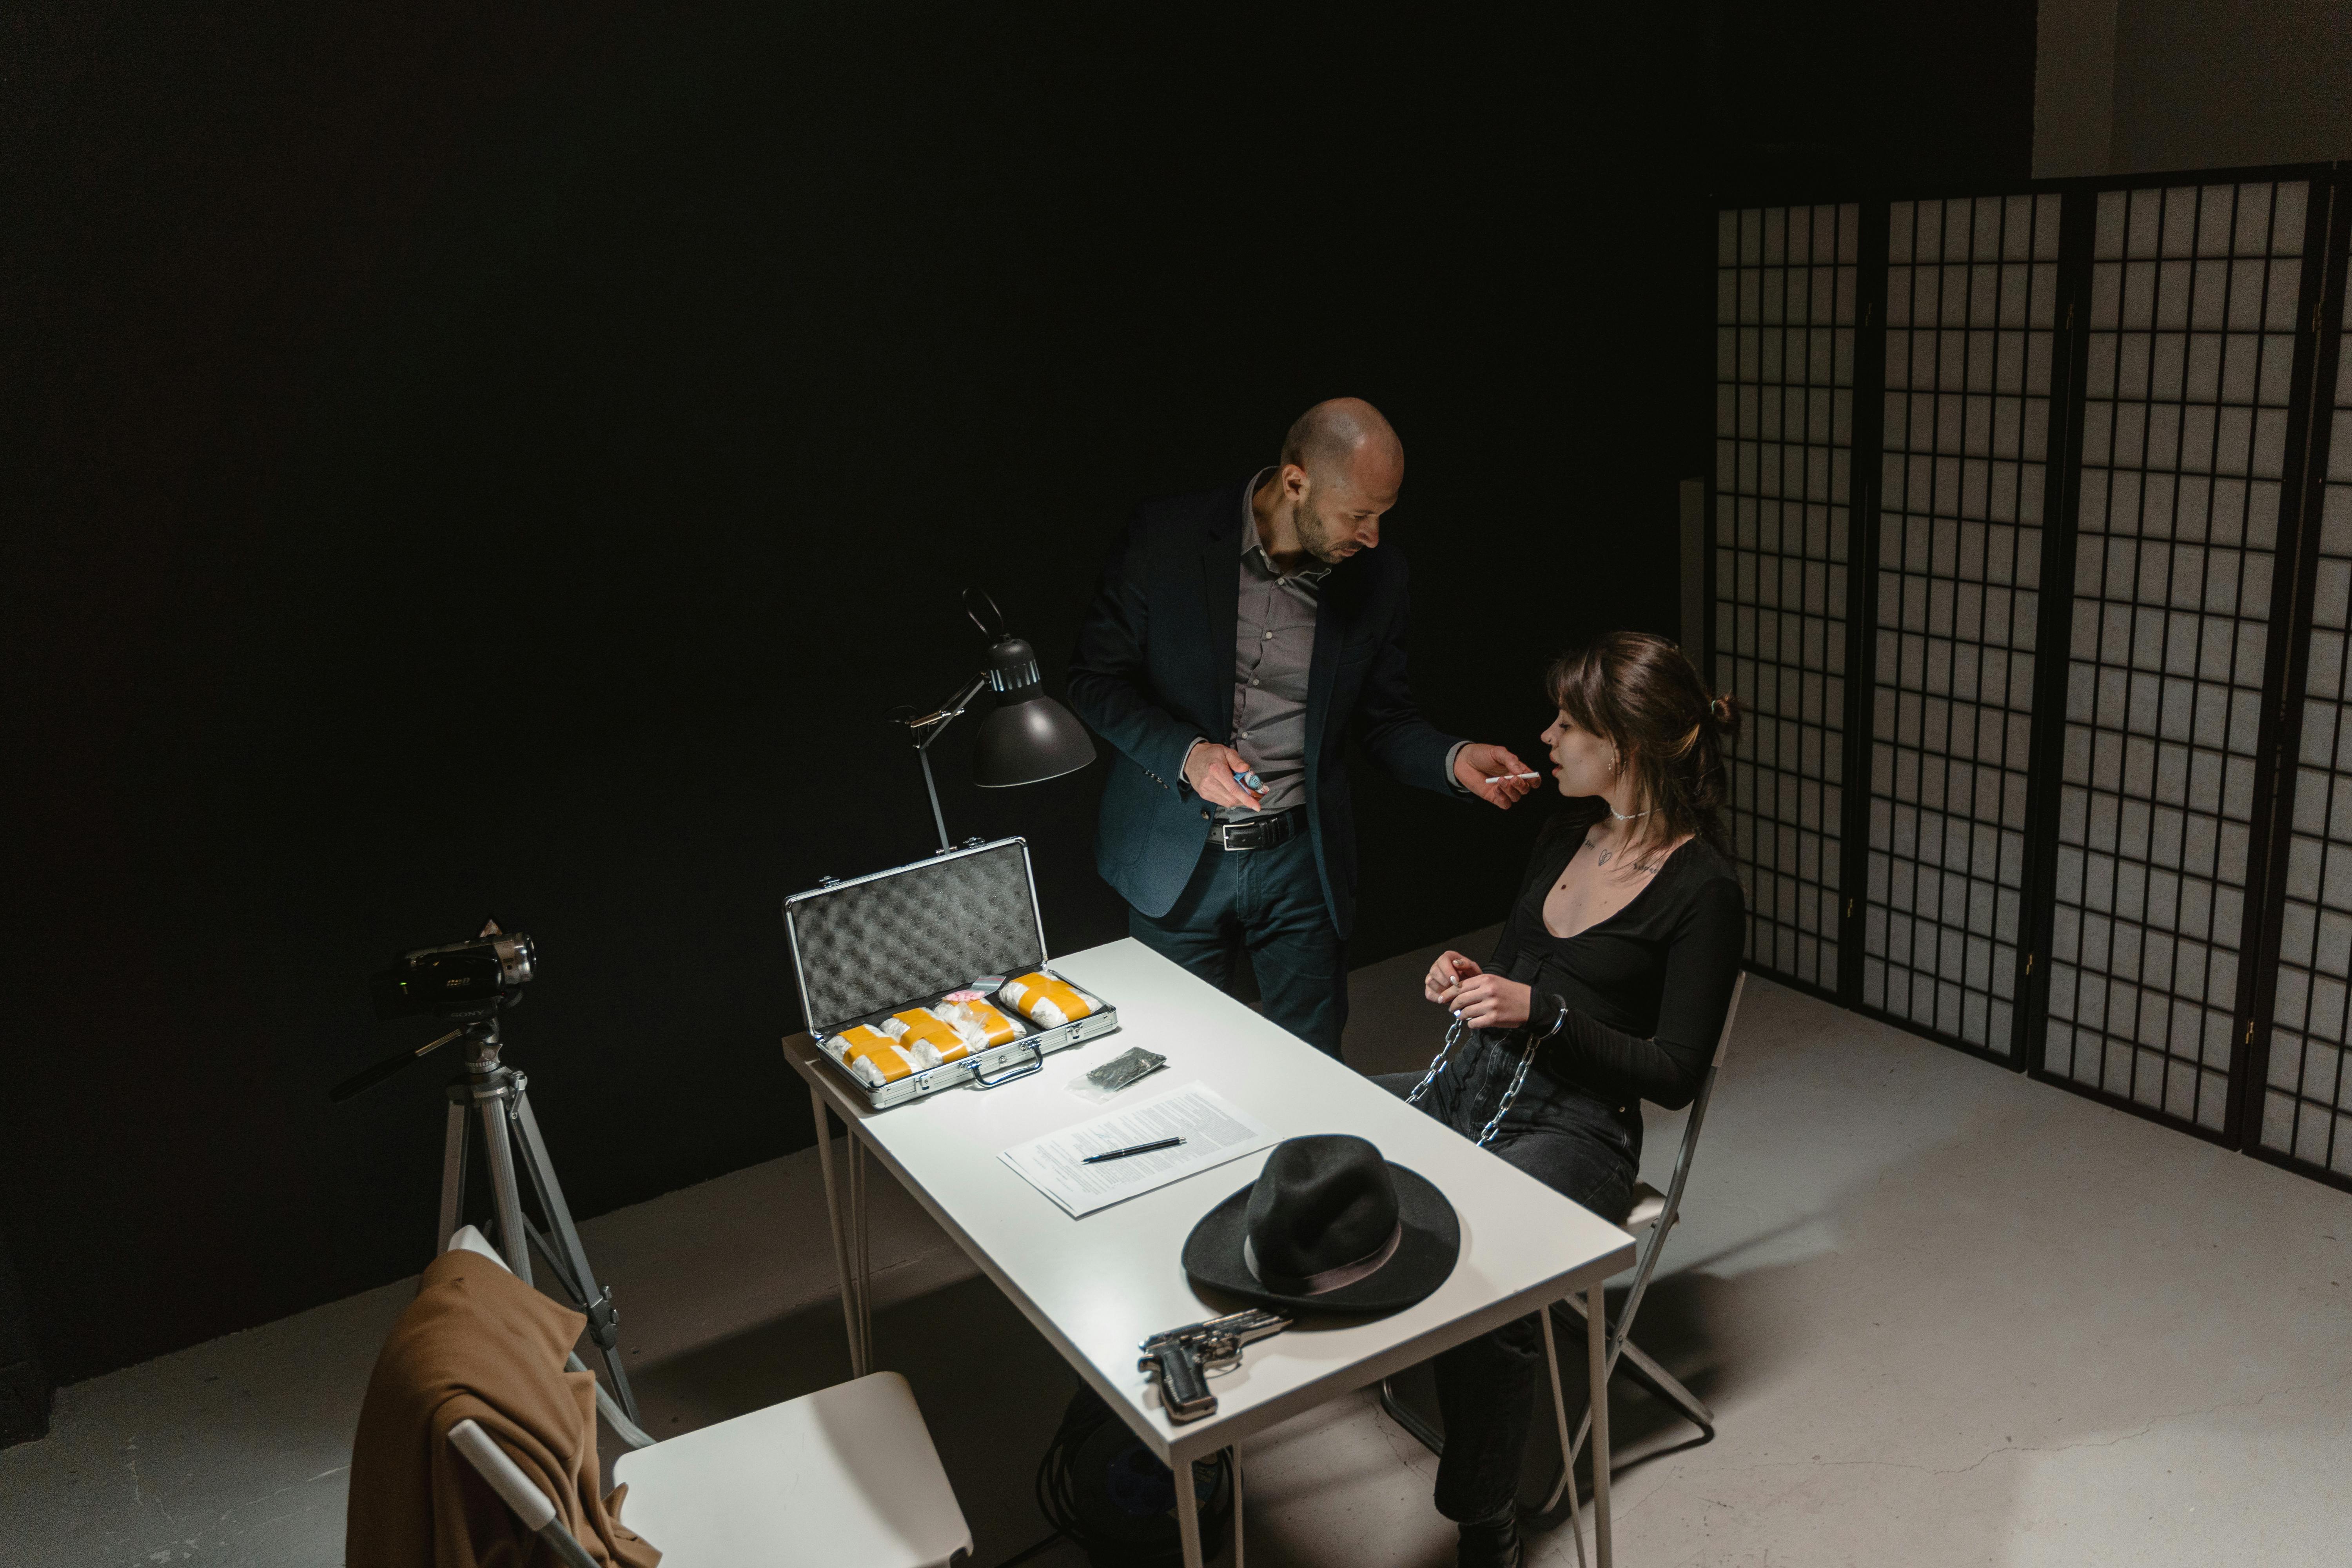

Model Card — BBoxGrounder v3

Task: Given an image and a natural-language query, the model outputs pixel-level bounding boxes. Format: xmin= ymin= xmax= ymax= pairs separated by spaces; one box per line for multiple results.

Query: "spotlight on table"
xmin=895 ymin=590 xmax=1095 ymax=853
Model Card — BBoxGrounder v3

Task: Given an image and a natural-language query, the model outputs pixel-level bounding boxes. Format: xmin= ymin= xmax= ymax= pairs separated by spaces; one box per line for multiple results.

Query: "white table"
xmin=781 ymin=938 xmax=1637 ymax=1568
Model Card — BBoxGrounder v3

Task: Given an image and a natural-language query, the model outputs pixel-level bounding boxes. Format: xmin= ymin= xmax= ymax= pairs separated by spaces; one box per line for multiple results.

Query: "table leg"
xmin=1174 ymin=1452 xmax=1203 ymax=1568
xmin=849 ymin=1131 xmax=873 ymax=1371
xmin=1588 ymin=1279 xmax=1611 ymax=1568
xmin=1229 ymin=1446 xmax=1244 ymax=1568
xmin=810 ymin=1087 xmax=865 ymax=1378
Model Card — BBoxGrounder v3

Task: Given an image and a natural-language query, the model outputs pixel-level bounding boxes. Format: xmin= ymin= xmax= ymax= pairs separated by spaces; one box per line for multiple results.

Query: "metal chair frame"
xmin=1379 ymin=975 xmax=1745 ymax=1550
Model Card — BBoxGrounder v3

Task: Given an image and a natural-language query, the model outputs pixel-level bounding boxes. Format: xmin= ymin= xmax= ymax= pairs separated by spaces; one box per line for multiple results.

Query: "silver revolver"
xmin=1138 ymin=1308 xmax=1292 ymax=1423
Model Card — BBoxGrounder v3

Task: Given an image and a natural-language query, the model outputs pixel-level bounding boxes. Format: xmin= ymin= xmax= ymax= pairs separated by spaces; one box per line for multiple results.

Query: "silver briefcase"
xmin=782 ymin=837 xmax=1119 ymax=1109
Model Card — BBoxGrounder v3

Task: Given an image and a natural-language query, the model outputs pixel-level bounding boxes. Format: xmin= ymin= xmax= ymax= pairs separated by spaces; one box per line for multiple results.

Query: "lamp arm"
xmin=902 ymin=669 xmax=992 ymax=854
xmin=910 ymin=671 xmax=993 ymax=752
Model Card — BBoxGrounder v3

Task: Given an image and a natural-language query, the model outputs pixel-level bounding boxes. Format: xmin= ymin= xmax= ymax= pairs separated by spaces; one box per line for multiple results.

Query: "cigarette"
xmin=1485 ymin=771 xmax=1539 ymax=782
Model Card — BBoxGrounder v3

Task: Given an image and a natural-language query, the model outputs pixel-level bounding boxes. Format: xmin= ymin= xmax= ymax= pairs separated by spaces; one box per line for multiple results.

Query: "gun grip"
xmin=1147 ymin=1342 xmax=1216 ymax=1423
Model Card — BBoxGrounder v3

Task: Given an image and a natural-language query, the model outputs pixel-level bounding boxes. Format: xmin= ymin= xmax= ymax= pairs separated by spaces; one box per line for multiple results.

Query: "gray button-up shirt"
xmin=1221 ymin=470 xmax=1329 ymax=818
xmin=1190 ymin=470 xmax=1469 ymax=820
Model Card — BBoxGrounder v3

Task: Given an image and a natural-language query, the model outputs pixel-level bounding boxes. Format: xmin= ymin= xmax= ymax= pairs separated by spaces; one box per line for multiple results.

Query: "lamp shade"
xmin=972 ymin=636 xmax=1097 ymax=787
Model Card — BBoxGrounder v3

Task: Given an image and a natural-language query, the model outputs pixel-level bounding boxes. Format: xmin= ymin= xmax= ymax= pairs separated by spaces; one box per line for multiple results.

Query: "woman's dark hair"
xmin=1546 ymin=632 xmax=1741 ymax=855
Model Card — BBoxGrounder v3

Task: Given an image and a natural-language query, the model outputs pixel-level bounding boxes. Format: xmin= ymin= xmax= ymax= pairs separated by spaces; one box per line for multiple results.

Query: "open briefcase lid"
xmin=782 ymin=837 xmax=1050 ymax=1038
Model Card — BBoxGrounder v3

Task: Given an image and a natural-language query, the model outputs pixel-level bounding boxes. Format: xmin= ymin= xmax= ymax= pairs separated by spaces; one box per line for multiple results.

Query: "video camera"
xmin=369 ymin=927 xmax=536 ymax=1023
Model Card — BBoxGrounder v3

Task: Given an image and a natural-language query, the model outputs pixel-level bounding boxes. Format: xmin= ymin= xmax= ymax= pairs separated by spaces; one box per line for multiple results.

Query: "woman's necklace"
xmin=1595 ymin=802 xmax=1653 ymax=863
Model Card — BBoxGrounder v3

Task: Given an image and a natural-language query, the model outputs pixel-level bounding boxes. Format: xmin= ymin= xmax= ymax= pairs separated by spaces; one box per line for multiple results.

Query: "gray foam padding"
xmin=786 ymin=841 xmax=1046 ymax=1031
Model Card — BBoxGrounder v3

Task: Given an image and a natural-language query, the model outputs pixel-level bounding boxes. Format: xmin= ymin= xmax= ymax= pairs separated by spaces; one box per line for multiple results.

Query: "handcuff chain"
xmin=1405 ymin=1015 xmax=1467 ymax=1106
xmin=1472 ymin=995 xmax=1572 ymax=1150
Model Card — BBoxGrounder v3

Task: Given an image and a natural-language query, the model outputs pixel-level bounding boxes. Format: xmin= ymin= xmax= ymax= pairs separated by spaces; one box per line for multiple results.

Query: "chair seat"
xmin=612 ymin=1371 xmax=971 ymax=1568
xmin=1626 ymin=1181 xmax=1666 ymax=1230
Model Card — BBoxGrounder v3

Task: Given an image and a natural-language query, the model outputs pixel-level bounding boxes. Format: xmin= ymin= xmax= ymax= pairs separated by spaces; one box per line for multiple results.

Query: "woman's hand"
xmin=1450 ymin=972 xmax=1532 ymax=1031
xmin=1425 ymin=951 xmax=1480 ymax=1007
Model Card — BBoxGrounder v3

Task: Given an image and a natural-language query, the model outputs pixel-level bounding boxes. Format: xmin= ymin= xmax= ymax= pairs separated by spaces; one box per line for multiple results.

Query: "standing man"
xmin=1068 ymin=398 xmax=1537 ymax=1058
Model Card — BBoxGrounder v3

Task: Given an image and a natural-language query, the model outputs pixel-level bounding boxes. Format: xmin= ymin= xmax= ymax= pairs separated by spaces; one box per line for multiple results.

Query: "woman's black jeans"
xmin=1377 ymin=1030 xmax=1640 ymax=1523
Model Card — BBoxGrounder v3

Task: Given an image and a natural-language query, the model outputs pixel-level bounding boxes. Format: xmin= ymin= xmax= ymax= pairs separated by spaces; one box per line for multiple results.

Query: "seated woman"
xmin=1379 ymin=630 xmax=1746 ymax=1568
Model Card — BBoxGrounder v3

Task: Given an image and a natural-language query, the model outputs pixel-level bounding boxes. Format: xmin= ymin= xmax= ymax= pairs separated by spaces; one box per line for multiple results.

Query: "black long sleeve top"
xmin=1486 ymin=804 xmax=1747 ymax=1111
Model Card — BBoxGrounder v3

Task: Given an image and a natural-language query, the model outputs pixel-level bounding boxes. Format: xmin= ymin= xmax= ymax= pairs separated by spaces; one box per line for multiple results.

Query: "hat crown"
xmin=1242 ymin=1135 xmax=1399 ymax=1288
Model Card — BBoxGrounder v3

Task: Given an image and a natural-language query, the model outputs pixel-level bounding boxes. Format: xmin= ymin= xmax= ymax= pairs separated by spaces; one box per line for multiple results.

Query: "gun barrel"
xmin=1140 ymin=1308 xmax=1290 ymax=1352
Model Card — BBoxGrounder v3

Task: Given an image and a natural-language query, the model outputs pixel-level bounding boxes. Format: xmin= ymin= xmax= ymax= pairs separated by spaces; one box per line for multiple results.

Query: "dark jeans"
xmin=1127 ymin=825 xmax=1347 ymax=1057
xmin=1377 ymin=1033 xmax=1641 ymax=1523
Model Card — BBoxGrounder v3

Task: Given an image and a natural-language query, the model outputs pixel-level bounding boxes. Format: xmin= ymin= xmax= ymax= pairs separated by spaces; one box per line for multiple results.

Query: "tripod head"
xmin=329 ymin=1014 xmax=513 ymax=1102
xmin=332 ymin=917 xmax=532 ymax=1104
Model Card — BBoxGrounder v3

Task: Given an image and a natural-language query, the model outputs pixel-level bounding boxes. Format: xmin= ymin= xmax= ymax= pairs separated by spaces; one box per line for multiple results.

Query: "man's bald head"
xmin=1258 ymin=397 xmax=1404 ymax=566
xmin=1279 ymin=397 xmax=1403 ymax=488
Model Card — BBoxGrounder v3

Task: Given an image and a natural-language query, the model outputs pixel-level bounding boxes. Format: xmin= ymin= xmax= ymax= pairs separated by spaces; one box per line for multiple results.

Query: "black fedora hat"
xmin=1181 ymin=1134 xmax=1459 ymax=1315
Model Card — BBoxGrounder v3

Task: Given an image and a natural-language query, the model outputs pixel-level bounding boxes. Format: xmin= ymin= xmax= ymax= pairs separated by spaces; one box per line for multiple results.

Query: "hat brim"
xmin=1181 ymin=1161 xmax=1459 ymax=1316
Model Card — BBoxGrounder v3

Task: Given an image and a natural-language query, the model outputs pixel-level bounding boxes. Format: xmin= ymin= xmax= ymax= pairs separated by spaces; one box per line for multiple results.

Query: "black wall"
xmin=4 ymin=2 xmax=2030 ymax=1383
xmin=0 ymin=1234 xmax=48 ymax=1445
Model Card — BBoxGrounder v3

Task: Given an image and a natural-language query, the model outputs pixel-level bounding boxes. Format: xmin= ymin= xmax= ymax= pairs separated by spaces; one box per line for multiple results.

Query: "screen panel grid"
xmin=1865 ymin=195 xmax=2061 ymax=1054
xmin=2265 ymin=261 xmax=2352 ymax=1176
xmin=2046 ymin=181 xmax=2308 ymax=1130
xmin=1715 ymin=204 xmax=1858 ymax=990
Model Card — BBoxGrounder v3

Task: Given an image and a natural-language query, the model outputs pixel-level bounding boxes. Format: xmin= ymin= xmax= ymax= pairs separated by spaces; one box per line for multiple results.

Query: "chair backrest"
xmin=437 ymin=1231 xmax=617 ymax=1568
xmin=443 ymin=1223 xmax=655 ymax=1453
xmin=449 ymin=1418 xmax=603 ymax=1568
xmin=446 ymin=1225 xmax=506 ymax=1268
xmin=1680 ymin=971 xmax=1745 ymax=1165
xmin=1709 ymin=971 xmax=1744 ymax=1071
xmin=1613 ymin=971 xmax=1745 ymax=1344
xmin=1639 ymin=970 xmax=1746 ymax=1238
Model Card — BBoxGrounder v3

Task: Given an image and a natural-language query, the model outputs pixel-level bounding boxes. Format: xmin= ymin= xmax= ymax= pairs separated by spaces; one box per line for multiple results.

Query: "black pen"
xmin=1081 ymin=1136 xmax=1185 ymax=1164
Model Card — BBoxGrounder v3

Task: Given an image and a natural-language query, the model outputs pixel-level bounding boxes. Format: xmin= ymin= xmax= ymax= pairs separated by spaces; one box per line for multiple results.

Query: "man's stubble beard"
xmin=1296 ymin=494 xmax=1353 ymax=565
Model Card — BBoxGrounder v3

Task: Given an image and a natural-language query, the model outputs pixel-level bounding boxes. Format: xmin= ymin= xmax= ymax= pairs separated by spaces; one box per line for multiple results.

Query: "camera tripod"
xmin=434 ymin=1017 xmax=641 ymax=1425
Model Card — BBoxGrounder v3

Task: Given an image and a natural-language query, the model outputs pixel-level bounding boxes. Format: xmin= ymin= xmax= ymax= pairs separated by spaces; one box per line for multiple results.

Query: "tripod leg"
xmin=477 ymin=1086 xmax=533 ymax=1286
xmin=439 ymin=1094 xmax=471 ymax=1254
xmin=510 ymin=1090 xmax=641 ymax=1426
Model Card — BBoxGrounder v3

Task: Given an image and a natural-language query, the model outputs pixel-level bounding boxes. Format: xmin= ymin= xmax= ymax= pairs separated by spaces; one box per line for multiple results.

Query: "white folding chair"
xmin=1380 ymin=975 xmax=1744 ymax=1528
xmin=442 ymin=1226 xmax=973 ymax=1567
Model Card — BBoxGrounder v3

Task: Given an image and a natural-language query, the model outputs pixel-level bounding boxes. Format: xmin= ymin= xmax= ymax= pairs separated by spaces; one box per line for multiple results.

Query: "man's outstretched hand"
xmin=1455 ymin=743 xmax=1541 ymax=809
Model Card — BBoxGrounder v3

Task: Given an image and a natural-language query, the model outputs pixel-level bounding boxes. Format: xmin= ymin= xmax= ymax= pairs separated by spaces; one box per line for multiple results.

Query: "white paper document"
xmin=999 ymin=1081 xmax=1275 ymax=1218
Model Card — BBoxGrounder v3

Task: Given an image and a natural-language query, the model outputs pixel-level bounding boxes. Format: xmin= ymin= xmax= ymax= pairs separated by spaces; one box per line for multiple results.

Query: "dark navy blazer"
xmin=1067 ymin=477 xmax=1462 ymax=938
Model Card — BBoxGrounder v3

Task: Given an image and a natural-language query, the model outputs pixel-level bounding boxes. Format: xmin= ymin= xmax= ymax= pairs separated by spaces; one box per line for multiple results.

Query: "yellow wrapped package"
xmin=884 ymin=1008 xmax=967 ymax=1064
xmin=836 ymin=1025 xmax=917 ymax=1086
xmin=998 ymin=972 xmax=1095 ymax=1027
xmin=940 ymin=996 xmax=1020 ymax=1048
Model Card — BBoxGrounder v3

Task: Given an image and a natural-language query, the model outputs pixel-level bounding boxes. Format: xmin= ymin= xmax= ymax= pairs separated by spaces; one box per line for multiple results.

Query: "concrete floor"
xmin=5 ymin=933 xmax=2350 ymax=1566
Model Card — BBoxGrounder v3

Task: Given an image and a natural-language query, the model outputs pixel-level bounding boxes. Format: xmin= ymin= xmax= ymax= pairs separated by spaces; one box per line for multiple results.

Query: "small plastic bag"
xmin=1065 ymin=1044 xmax=1168 ymax=1103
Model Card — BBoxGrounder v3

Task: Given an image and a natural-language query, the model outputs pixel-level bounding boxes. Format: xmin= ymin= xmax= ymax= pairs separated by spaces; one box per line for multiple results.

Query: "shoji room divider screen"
xmin=1711 ymin=163 xmax=2352 ymax=1194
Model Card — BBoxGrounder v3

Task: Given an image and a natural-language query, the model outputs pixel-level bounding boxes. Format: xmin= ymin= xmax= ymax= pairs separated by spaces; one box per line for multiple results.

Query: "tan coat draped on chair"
xmin=347 ymin=1249 xmax=661 ymax=1568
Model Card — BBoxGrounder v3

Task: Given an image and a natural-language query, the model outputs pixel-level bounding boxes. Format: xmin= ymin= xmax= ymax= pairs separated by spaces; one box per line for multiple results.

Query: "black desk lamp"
xmin=897 ymin=591 xmax=1096 ymax=853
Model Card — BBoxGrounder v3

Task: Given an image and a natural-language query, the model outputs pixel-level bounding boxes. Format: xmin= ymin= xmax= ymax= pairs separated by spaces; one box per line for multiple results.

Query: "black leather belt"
xmin=1210 ymin=807 xmax=1305 ymax=851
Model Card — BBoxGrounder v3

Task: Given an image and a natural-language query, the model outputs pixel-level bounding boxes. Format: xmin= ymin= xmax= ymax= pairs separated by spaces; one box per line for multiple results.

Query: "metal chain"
xmin=1405 ymin=1016 xmax=1467 ymax=1106
xmin=1472 ymin=995 xmax=1572 ymax=1149
xmin=1412 ymin=993 xmax=1573 ymax=1149
xmin=1474 ymin=1034 xmax=1543 ymax=1148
